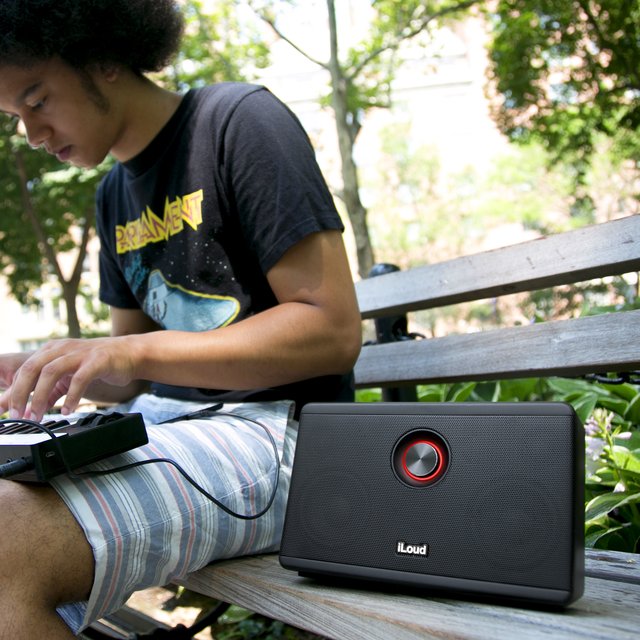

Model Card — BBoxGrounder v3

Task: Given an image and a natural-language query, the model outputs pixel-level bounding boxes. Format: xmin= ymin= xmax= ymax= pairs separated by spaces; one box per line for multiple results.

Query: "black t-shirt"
xmin=96 ymin=83 xmax=352 ymax=407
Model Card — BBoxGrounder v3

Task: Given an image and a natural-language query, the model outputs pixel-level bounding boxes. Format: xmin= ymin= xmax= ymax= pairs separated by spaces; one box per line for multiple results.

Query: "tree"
xmin=0 ymin=116 xmax=104 ymax=338
xmin=248 ymin=0 xmax=483 ymax=278
xmin=486 ymin=0 xmax=640 ymax=195
xmin=162 ymin=0 xmax=270 ymax=90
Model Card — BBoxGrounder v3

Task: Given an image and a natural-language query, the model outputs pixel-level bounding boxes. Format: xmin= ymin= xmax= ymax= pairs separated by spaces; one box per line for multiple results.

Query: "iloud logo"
xmin=396 ymin=541 xmax=429 ymax=557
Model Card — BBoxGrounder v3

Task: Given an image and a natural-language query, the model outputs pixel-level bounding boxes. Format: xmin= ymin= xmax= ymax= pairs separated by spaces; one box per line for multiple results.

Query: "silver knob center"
xmin=405 ymin=442 xmax=439 ymax=478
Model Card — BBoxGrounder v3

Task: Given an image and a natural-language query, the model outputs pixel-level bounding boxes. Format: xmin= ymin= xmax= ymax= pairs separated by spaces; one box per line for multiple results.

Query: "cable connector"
xmin=0 ymin=457 xmax=34 ymax=479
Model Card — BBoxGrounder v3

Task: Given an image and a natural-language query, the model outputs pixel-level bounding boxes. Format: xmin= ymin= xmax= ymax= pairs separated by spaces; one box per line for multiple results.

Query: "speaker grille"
xmin=282 ymin=409 xmax=578 ymax=591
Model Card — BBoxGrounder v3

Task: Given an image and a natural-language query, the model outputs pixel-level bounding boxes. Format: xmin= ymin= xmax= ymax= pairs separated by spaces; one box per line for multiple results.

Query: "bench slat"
xmin=176 ymin=551 xmax=639 ymax=640
xmin=356 ymin=216 xmax=640 ymax=318
xmin=354 ymin=309 xmax=640 ymax=387
xmin=585 ymin=549 xmax=640 ymax=584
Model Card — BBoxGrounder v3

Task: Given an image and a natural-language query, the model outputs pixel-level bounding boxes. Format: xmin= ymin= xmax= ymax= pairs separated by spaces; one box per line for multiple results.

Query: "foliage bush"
xmin=208 ymin=605 xmax=320 ymax=639
xmin=357 ymin=375 xmax=640 ymax=554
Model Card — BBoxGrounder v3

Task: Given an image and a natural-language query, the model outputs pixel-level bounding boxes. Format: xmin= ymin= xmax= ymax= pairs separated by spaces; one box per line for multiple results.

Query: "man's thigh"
xmin=48 ymin=400 xmax=295 ymax=632
xmin=0 ymin=479 xmax=94 ymax=604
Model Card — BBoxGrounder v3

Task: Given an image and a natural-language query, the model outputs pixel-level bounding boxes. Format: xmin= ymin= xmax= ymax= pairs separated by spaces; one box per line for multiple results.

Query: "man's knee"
xmin=0 ymin=479 xmax=94 ymax=605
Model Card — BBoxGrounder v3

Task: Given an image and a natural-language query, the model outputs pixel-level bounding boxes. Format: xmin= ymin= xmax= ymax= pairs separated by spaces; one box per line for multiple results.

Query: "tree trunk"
xmin=326 ymin=0 xmax=375 ymax=279
xmin=14 ymin=148 xmax=90 ymax=339
xmin=61 ymin=282 xmax=82 ymax=338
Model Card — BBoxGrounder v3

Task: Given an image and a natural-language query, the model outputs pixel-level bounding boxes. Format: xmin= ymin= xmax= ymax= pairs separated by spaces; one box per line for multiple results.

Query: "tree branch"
xmin=69 ymin=205 xmax=95 ymax=290
xmin=348 ymin=0 xmax=484 ymax=82
xmin=13 ymin=147 xmax=66 ymax=286
xmin=252 ymin=7 xmax=330 ymax=71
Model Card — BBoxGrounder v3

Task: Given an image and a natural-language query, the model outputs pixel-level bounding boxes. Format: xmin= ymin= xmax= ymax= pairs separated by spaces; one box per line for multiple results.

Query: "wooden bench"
xmin=104 ymin=216 xmax=640 ymax=638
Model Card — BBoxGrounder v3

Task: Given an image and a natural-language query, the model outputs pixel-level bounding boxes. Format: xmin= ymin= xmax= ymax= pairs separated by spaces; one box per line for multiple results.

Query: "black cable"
xmin=0 ymin=410 xmax=281 ymax=521
xmin=0 ymin=457 xmax=33 ymax=478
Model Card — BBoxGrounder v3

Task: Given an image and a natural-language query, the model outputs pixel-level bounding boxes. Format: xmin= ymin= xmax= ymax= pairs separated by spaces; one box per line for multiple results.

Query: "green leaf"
xmin=585 ymin=524 xmax=626 ymax=549
xmin=599 ymin=383 xmax=640 ymax=403
xmin=417 ymin=389 xmax=444 ymax=402
xmin=470 ymin=381 xmax=500 ymax=402
xmin=585 ymin=491 xmax=640 ymax=523
xmin=610 ymin=445 xmax=640 ymax=473
xmin=546 ymin=377 xmax=595 ymax=397
xmin=624 ymin=394 xmax=640 ymax=424
xmin=446 ymin=382 xmax=476 ymax=403
xmin=598 ymin=396 xmax=631 ymax=417
xmin=355 ymin=389 xmax=382 ymax=403
xmin=570 ymin=393 xmax=598 ymax=424
xmin=416 ymin=384 xmax=446 ymax=402
xmin=497 ymin=378 xmax=539 ymax=401
xmin=591 ymin=468 xmax=621 ymax=487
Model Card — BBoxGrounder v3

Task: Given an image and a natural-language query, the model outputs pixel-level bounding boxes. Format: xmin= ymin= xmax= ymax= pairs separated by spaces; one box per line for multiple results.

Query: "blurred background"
xmin=2 ymin=0 xmax=637 ymax=351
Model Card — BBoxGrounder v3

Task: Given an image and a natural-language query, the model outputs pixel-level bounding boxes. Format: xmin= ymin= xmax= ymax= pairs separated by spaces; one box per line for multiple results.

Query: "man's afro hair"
xmin=0 ymin=0 xmax=184 ymax=71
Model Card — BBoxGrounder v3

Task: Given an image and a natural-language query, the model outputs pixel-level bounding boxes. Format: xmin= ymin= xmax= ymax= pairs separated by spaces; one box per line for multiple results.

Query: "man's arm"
xmin=0 ymin=230 xmax=362 ymax=420
xmin=123 ymin=229 xmax=362 ymax=390
xmin=81 ymin=307 xmax=159 ymax=404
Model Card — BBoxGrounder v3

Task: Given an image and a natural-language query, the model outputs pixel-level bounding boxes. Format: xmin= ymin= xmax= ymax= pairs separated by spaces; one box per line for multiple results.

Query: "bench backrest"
xmin=353 ymin=215 xmax=640 ymax=390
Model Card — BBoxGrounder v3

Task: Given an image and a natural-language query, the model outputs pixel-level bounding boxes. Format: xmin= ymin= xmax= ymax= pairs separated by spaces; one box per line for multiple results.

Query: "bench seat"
xmin=176 ymin=549 xmax=640 ymax=640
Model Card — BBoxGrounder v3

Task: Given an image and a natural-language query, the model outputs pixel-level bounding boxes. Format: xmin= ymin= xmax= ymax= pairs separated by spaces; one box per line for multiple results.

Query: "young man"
xmin=0 ymin=1 xmax=362 ymax=637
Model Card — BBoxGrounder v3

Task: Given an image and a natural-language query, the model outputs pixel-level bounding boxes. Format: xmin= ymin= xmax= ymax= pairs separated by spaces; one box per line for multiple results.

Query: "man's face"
xmin=0 ymin=57 xmax=120 ymax=168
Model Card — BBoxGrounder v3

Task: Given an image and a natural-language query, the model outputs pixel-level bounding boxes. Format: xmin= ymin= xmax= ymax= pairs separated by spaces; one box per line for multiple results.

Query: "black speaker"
xmin=279 ymin=402 xmax=584 ymax=606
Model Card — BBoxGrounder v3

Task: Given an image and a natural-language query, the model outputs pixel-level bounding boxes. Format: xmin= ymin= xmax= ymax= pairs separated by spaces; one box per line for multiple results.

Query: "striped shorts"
xmin=51 ymin=395 xmax=297 ymax=633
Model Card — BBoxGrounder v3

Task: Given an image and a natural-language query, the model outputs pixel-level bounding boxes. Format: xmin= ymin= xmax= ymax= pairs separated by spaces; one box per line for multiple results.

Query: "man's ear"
xmin=84 ymin=61 xmax=121 ymax=83
xmin=101 ymin=64 xmax=121 ymax=83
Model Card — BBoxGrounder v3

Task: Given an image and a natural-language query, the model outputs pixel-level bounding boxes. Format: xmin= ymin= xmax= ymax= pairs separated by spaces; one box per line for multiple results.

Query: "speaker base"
xmin=280 ymin=556 xmax=582 ymax=607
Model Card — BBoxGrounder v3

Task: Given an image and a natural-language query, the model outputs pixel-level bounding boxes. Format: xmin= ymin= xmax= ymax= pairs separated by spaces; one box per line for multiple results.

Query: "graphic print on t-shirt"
xmin=115 ymin=190 xmax=205 ymax=254
xmin=111 ymin=186 xmax=243 ymax=331
xmin=143 ymin=269 xmax=240 ymax=331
